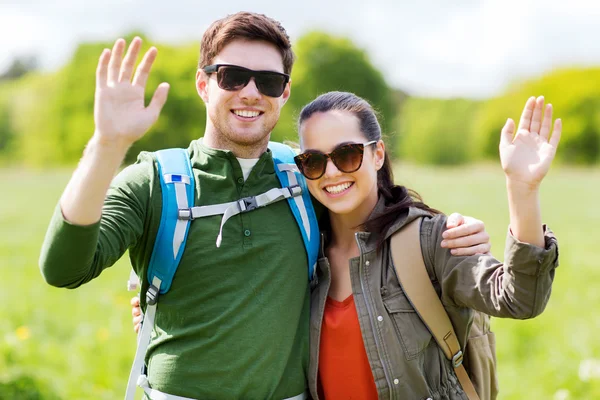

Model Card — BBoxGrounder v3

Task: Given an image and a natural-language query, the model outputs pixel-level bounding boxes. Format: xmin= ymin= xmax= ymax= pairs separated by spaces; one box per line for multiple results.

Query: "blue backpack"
xmin=125 ymin=142 xmax=320 ymax=399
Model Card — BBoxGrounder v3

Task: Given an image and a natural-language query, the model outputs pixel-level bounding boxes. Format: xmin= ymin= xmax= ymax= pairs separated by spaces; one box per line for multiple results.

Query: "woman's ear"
xmin=374 ymin=140 xmax=386 ymax=170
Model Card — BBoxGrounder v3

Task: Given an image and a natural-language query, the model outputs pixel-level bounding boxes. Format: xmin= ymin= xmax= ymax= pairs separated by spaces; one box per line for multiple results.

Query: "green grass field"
xmin=1 ymin=163 xmax=599 ymax=399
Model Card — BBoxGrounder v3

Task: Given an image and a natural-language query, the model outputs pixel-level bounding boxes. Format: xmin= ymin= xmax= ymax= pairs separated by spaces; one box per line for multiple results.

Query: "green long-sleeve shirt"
xmin=40 ymin=140 xmax=311 ymax=399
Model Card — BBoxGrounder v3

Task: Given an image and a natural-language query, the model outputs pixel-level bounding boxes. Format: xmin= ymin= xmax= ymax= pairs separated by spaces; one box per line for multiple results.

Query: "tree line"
xmin=0 ymin=32 xmax=598 ymax=166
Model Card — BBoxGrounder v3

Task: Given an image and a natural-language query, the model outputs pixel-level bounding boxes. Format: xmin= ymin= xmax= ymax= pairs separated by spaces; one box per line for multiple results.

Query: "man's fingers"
xmin=96 ymin=49 xmax=111 ymax=88
xmin=119 ymin=37 xmax=142 ymax=83
xmin=518 ymin=96 xmax=536 ymax=131
xmin=550 ymin=118 xmax=562 ymax=148
xmin=147 ymin=83 xmax=170 ymax=118
xmin=500 ymin=118 xmax=515 ymax=147
xmin=107 ymin=39 xmax=126 ymax=83
xmin=443 ymin=218 xmax=484 ymax=239
xmin=133 ymin=315 xmax=143 ymax=333
xmin=130 ymin=296 xmax=140 ymax=306
xmin=446 ymin=212 xmax=464 ymax=229
xmin=539 ymin=104 xmax=553 ymax=141
xmin=529 ymin=96 xmax=545 ymax=134
xmin=450 ymin=243 xmax=492 ymax=257
xmin=132 ymin=47 xmax=158 ymax=88
xmin=441 ymin=231 xmax=490 ymax=250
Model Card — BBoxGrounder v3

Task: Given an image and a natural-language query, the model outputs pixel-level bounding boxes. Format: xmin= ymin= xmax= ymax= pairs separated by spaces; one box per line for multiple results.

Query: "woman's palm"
xmin=500 ymin=97 xmax=562 ymax=187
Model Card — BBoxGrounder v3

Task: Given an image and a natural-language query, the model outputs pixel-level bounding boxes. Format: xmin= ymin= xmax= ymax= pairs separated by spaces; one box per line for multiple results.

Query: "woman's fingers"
xmin=529 ymin=96 xmax=545 ymax=134
xmin=539 ymin=104 xmax=553 ymax=141
xmin=500 ymin=118 xmax=515 ymax=147
xmin=518 ymin=96 xmax=536 ymax=132
xmin=549 ymin=118 xmax=562 ymax=148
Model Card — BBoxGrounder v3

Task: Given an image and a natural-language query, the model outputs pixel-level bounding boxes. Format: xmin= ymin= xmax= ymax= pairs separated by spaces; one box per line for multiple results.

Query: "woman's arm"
xmin=500 ymin=96 xmax=561 ymax=246
xmin=425 ymin=96 xmax=561 ymax=319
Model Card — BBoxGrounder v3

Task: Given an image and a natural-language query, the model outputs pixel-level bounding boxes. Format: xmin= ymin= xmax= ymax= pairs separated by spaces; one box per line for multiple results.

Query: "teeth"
xmin=325 ymin=182 xmax=352 ymax=194
xmin=233 ymin=110 xmax=260 ymax=118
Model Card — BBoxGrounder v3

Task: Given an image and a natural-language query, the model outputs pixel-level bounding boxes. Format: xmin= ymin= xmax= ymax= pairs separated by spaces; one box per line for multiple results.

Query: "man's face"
xmin=197 ymin=39 xmax=291 ymax=150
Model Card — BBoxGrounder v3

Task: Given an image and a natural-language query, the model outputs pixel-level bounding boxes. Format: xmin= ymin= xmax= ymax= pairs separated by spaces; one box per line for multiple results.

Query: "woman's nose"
xmin=323 ymin=157 xmax=342 ymax=178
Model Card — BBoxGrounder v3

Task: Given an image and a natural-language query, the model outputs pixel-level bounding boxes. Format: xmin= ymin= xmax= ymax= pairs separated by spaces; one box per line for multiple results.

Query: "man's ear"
xmin=280 ymin=79 xmax=291 ymax=106
xmin=196 ymin=69 xmax=209 ymax=103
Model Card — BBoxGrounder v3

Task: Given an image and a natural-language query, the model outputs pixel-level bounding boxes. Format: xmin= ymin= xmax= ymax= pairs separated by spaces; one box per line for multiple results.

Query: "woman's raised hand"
xmin=500 ymin=96 xmax=562 ymax=189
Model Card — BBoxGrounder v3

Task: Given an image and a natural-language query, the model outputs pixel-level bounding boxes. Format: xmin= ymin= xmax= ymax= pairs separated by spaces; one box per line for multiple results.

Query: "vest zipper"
xmin=355 ymin=233 xmax=393 ymax=398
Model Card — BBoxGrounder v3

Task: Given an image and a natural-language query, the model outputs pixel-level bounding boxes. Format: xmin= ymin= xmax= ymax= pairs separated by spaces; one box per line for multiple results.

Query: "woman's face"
xmin=298 ymin=110 xmax=385 ymax=217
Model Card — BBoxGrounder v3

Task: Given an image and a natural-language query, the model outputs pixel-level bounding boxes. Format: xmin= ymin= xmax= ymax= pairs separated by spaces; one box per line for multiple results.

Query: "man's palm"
xmin=94 ymin=37 xmax=169 ymax=145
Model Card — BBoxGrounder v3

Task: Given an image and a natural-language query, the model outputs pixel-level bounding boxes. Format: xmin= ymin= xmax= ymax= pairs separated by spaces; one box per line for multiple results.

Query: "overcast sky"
xmin=1 ymin=0 xmax=599 ymax=98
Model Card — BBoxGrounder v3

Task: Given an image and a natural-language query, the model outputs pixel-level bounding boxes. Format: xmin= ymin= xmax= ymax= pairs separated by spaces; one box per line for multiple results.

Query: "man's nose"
xmin=238 ymin=77 xmax=261 ymax=101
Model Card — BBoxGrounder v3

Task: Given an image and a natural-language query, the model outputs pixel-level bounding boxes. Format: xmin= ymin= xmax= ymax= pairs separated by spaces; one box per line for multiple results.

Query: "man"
xmin=40 ymin=12 xmax=490 ymax=400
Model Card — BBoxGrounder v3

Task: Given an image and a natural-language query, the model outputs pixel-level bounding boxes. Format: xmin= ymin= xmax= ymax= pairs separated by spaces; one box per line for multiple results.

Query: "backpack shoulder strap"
xmin=125 ymin=148 xmax=195 ymax=400
xmin=148 ymin=148 xmax=195 ymax=295
xmin=268 ymin=141 xmax=320 ymax=281
xmin=390 ymin=217 xmax=480 ymax=400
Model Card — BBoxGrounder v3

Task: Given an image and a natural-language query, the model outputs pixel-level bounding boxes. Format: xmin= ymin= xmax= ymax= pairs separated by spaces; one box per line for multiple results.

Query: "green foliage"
xmin=475 ymin=68 xmax=600 ymax=165
xmin=0 ymin=84 xmax=15 ymax=159
xmin=398 ymin=98 xmax=480 ymax=165
xmin=0 ymin=375 xmax=59 ymax=400
xmin=271 ymin=32 xmax=396 ymax=151
xmin=1 ymin=32 xmax=599 ymax=166
xmin=0 ymin=35 xmax=204 ymax=166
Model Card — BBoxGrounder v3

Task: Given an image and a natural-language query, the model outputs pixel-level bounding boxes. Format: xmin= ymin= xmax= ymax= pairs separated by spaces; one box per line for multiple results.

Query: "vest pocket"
xmin=464 ymin=330 xmax=499 ymax=400
xmin=382 ymin=291 xmax=432 ymax=360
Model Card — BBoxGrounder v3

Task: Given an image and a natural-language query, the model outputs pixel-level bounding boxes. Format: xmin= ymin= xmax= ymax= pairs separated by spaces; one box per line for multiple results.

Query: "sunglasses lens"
xmin=255 ymin=73 xmax=287 ymax=97
xmin=217 ymin=67 xmax=251 ymax=91
xmin=296 ymin=152 xmax=327 ymax=180
xmin=332 ymin=144 xmax=364 ymax=173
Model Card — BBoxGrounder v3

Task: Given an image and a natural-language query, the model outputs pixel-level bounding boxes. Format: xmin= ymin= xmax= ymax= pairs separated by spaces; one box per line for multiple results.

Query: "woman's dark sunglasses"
xmin=202 ymin=64 xmax=290 ymax=98
xmin=294 ymin=141 xmax=377 ymax=180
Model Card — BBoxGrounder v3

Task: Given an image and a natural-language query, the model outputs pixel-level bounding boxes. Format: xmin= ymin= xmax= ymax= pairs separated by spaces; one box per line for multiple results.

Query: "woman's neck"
xmin=327 ymin=194 xmax=379 ymax=251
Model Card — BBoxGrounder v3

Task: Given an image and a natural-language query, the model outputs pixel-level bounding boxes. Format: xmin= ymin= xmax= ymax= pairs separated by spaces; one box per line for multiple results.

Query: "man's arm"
xmin=40 ymin=38 xmax=169 ymax=286
xmin=61 ymin=37 xmax=169 ymax=225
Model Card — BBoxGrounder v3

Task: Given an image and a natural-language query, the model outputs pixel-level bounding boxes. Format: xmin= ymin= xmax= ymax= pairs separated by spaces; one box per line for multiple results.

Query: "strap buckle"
xmin=287 ymin=184 xmax=302 ymax=197
xmin=238 ymin=196 xmax=258 ymax=213
xmin=452 ymin=350 xmax=464 ymax=368
xmin=146 ymin=284 xmax=159 ymax=306
xmin=178 ymin=208 xmax=193 ymax=220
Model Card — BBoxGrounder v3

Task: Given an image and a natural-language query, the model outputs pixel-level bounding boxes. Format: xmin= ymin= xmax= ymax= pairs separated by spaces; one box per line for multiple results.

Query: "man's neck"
xmin=203 ymin=128 xmax=269 ymax=159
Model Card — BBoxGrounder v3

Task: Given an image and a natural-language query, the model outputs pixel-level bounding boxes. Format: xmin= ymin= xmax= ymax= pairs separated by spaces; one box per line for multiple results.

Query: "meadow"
xmin=1 ymin=162 xmax=599 ymax=399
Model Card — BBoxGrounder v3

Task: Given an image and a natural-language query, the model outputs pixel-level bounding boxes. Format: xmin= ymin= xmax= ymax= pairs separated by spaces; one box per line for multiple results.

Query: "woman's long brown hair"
xmin=298 ymin=91 xmax=441 ymax=245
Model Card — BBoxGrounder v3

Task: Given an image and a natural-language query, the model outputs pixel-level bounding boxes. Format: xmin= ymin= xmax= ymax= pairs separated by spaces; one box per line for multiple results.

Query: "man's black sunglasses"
xmin=202 ymin=64 xmax=290 ymax=98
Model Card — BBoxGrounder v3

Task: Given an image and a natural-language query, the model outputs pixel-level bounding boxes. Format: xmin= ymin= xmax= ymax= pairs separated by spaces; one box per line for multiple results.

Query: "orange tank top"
xmin=318 ymin=295 xmax=378 ymax=399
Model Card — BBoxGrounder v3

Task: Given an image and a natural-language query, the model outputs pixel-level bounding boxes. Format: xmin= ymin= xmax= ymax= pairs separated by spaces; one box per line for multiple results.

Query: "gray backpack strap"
xmin=390 ymin=217 xmax=480 ymax=400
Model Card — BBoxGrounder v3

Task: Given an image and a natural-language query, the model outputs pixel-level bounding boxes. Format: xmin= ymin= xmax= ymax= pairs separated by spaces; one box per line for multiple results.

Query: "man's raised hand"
xmin=94 ymin=37 xmax=169 ymax=147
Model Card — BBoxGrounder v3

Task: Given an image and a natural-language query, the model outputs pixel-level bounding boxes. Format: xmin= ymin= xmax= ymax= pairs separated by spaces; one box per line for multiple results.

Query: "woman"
xmin=292 ymin=92 xmax=559 ymax=399
xmin=132 ymin=92 xmax=560 ymax=399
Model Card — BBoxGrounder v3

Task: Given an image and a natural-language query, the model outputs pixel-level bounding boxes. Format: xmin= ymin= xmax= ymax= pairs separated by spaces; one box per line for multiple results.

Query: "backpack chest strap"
xmin=178 ymin=185 xmax=303 ymax=247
